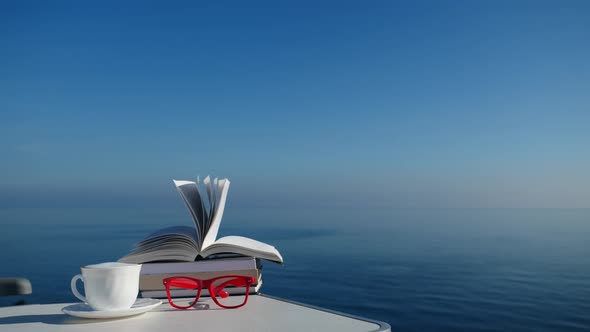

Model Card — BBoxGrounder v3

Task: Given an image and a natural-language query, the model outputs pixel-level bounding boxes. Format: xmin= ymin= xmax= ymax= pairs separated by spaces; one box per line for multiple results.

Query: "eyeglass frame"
xmin=162 ymin=275 xmax=256 ymax=309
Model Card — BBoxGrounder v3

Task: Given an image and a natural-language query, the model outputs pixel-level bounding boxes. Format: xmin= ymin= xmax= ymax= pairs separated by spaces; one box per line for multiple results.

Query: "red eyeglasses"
xmin=162 ymin=275 xmax=256 ymax=309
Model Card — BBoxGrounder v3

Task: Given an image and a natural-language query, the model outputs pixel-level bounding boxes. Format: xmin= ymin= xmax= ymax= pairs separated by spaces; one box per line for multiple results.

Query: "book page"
xmin=200 ymin=235 xmax=283 ymax=264
xmin=203 ymin=176 xmax=214 ymax=230
xmin=139 ymin=225 xmax=198 ymax=241
xmin=173 ymin=180 xmax=207 ymax=249
xmin=211 ymin=177 xmax=219 ymax=230
xmin=118 ymin=226 xmax=200 ymax=263
xmin=201 ymin=179 xmax=230 ymax=250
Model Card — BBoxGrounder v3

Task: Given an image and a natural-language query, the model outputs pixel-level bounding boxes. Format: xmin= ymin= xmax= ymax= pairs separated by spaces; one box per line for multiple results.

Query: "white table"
xmin=0 ymin=295 xmax=390 ymax=331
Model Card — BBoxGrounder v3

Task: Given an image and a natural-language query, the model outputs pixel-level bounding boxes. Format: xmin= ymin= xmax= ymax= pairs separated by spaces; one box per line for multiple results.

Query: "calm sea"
xmin=1 ymin=207 xmax=589 ymax=331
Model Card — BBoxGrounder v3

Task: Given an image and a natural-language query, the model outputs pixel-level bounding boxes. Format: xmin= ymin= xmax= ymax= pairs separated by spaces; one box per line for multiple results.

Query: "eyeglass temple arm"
xmin=164 ymin=278 xmax=199 ymax=289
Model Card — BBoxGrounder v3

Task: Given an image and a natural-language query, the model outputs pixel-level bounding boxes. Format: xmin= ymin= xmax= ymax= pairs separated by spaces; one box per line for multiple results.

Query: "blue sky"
xmin=1 ymin=1 xmax=589 ymax=208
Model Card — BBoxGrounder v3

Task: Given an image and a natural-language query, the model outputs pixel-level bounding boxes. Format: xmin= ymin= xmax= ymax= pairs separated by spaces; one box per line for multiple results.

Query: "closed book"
xmin=140 ymin=257 xmax=258 ymax=275
xmin=140 ymin=268 xmax=260 ymax=291
xmin=140 ymin=275 xmax=263 ymax=298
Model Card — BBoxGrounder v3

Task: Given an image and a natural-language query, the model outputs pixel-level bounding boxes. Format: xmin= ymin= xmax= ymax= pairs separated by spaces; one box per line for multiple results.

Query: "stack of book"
xmin=119 ymin=176 xmax=282 ymax=299
xmin=138 ymin=257 xmax=263 ymax=298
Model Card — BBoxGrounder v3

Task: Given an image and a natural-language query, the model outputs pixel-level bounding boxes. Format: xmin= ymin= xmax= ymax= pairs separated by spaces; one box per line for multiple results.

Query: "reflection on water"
xmin=1 ymin=208 xmax=589 ymax=331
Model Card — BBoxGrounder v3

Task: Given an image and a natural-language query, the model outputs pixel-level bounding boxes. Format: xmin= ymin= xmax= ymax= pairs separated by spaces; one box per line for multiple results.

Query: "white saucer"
xmin=62 ymin=298 xmax=162 ymax=319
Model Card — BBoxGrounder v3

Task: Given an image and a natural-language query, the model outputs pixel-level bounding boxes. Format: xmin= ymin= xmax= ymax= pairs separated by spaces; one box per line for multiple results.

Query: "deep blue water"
xmin=1 ymin=208 xmax=589 ymax=331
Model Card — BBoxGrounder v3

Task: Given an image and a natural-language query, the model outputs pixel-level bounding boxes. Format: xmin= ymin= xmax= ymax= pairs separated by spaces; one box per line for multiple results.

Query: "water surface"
xmin=1 ymin=208 xmax=589 ymax=331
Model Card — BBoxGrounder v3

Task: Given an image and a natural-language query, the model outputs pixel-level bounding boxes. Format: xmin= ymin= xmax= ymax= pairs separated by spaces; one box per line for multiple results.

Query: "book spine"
xmin=140 ymin=258 xmax=257 ymax=274
xmin=139 ymin=269 xmax=260 ymax=291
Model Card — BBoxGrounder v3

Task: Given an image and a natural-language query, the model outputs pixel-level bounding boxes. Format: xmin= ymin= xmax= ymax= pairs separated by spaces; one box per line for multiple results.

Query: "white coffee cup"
xmin=71 ymin=262 xmax=141 ymax=311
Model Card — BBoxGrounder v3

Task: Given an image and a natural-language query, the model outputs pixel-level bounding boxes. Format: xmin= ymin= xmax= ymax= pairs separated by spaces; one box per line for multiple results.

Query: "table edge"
xmin=259 ymin=293 xmax=391 ymax=332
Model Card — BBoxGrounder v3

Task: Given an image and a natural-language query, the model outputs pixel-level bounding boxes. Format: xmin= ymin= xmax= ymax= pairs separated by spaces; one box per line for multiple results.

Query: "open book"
xmin=119 ymin=177 xmax=283 ymax=264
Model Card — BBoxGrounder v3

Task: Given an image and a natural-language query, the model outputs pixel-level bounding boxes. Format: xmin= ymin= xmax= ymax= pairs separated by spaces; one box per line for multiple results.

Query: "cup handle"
xmin=71 ymin=274 xmax=87 ymax=303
